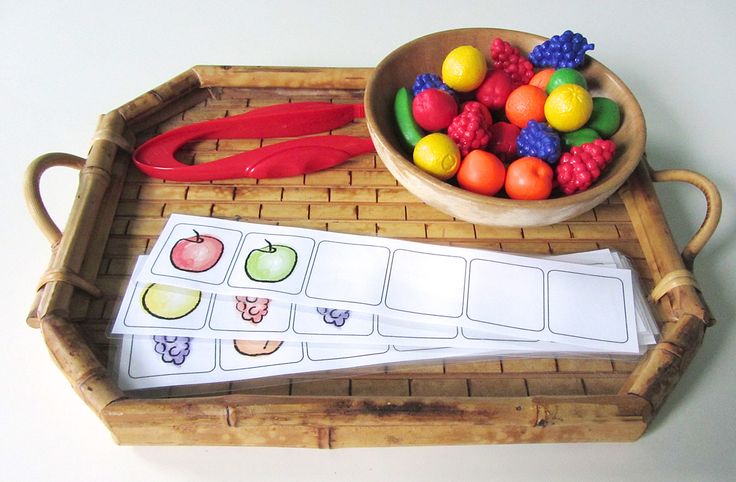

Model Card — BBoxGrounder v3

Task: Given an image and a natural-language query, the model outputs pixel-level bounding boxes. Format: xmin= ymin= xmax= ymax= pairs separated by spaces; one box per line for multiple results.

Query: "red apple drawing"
xmin=170 ymin=230 xmax=224 ymax=272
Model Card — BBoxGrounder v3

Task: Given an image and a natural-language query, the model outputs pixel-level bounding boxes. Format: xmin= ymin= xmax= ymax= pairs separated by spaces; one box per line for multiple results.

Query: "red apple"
xmin=170 ymin=230 xmax=224 ymax=272
xmin=412 ymin=88 xmax=458 ymax=132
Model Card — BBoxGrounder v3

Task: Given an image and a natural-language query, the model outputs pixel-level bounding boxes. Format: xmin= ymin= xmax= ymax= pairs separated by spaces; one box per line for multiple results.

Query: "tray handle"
xmin=24 ymin=152 xmax=103 ymax=306
xmin=649 ymin=168 xmax=722 ymax=269
xmin=24 ymin=152 xmax=86 ymax=246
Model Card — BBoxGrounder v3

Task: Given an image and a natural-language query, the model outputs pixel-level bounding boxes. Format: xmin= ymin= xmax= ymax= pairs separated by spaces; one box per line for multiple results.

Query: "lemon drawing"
xmin=141 ymin=283 xmax=201 ymax=320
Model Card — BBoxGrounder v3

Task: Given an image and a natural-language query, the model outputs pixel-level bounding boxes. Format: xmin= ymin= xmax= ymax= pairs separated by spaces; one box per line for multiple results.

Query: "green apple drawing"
xmin=245 ymin=240 xmax=297 ymax=283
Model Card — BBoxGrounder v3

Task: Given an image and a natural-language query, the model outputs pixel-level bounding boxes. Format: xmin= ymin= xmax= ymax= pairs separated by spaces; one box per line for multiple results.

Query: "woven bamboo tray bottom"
xmin=32 ymin=67 xmax=715 ymax=446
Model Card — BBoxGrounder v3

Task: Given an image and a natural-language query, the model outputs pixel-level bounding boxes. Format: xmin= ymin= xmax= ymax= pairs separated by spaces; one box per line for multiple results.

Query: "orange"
xmin=529 ymin=68 xmax=555 ymax=90
xmin=505 ymin=85 xmax=547 ymax=129
xmin=456 ymin=150 xmax=506 ymax=196
xmin=544 ymin=83 xmax=593 ymax=132
xmin=504 ymin=156 xmax=553 ymax=200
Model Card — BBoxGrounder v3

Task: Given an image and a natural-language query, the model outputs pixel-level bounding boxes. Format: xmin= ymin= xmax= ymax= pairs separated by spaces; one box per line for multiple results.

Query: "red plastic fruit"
xmin=555 ymin=139 xmax=616 ymax=195
xmin=490 ymin=38 xmax=535 ymax=85
xmin=456 ymin=150 xmax=506 ymax=196
xmin=133 ymin=102 xmax=374 ymax=181
xmin=411 ymin=88 xmax=458 ymax=132
xmin=475 ymin=70 xmax=514 ymax=111
xmin=447 ymin=102 xmax=493 ymax=157
xmin=488 ymin=122 xmax=520 ymax=163
xmin=505 ymin=156 xmax=554 ymax=200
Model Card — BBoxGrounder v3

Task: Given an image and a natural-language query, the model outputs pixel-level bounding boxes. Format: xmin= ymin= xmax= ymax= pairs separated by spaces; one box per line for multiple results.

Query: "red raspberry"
xmin=235 ymin=296 xmax=270 ymax=323
xmin=447 ymin=102 xmax=493 ymax=157
xmin=490 ymin=38 xmax=535 ymax=85
xmin=556 ymin=139 xmax=616 ymax=195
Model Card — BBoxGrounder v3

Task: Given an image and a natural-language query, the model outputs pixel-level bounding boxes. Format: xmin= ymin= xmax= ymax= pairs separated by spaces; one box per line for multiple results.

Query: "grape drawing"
xmin=235 ymin=296 xmax=270 ymax=323
xmin=316 ymin=307 xmax=351 ymax=327
xmin=153 ymin=335 xmax=192 ymax=365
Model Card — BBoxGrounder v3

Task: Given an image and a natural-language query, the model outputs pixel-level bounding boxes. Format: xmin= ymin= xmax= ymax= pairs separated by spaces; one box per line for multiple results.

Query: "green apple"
xmin=245 ymin=240 xmax=297 ymax=282
xmin=141 ymin=283 xmax=201 ymax=319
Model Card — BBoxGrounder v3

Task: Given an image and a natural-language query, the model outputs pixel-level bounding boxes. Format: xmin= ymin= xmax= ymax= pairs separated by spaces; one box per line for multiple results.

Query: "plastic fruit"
xmin=545 ymin=68 xmax=588 ymax=94
xmin=141 ymin=283 xmax=201 ymax=320
xmin=529 ymin=30 xmax=595 ymax=69
xmin=456 ymin=150 xmax=506 ymax=196
xmin=412 ymin=88 xmax=458 ymax=132
xmin=170 ymin=230 xmax=224 ymax=272
xmin=447 ymin=101 xmax=492 ymax=157
xmin=475 ymin=70 xmax=514 ymax=110
xmin=556 ymin=139 xmax=617 ymax=195
xmin=394 ymin=87 xmax=424 ymax=148
xmin=505 ymin=84 xmax=547 ymax=128
xmin=561 ymin=127 xmax=600 ymax=149
xmin=234 ymin=339 xmax=284 ymax=356
xmin=490 ymin=37 xmax=535 ymax=85
xmin=441 ymin=45 xmax=487 ymax=92
xmin=245 ymin=240 xmax=298 ymax=282
xmin=488 ymin=121 xmax=520 ymax=162
xmin=587 ymin=97 xmax=621 ymax=138
xmin=544 ymin=83 xmax=593 ymax=132
xmin=412 ymin=133 xmax=461 ymax=180
xmin=529 ymin=68 xmax=555 ymax=90
xmin=504 ymin=156 xmax=554 ymax=200
xmin=516 ymin=120 xmax=561 ymax=164
xmin=412 ymin=72 xmax=454 ymax=97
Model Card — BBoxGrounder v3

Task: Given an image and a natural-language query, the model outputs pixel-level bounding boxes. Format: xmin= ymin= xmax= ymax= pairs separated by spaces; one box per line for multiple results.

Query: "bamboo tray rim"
xmin=23 ymin=65 xmax=721 ymax=447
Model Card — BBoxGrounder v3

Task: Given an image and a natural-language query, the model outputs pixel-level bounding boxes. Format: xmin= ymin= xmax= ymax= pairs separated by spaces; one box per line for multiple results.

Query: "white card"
xmin=133 ymin=214 xmax=640 ymax=352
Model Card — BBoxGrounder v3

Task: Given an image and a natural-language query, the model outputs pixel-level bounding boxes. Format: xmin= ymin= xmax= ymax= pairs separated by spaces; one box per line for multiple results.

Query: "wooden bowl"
xmin=364 ymin=28 xmax=646 ymax=227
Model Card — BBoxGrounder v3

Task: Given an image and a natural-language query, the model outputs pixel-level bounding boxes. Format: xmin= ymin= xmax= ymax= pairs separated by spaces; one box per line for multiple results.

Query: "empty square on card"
xmin=377 ymin=316 xmax=458 ymax=339
xmin=385 ymin=250 xmax=466 ymax=317
xmin=306 ymin=343 xmax=389 ymax=361
xmin=466 ymin=260 xmax=545 ymax=332
xmin=305 ymin=241 xmax=390 ymax=305
xmin=547 ymin=270 xmax=629 ymax=343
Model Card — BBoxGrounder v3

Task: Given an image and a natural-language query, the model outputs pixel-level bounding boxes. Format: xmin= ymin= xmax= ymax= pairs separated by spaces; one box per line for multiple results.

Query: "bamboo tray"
xmin=24 ymin=66 xmax=721 ymax=447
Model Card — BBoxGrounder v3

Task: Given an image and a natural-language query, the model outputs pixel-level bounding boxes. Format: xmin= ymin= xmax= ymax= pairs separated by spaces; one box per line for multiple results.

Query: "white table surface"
xmin=2 ymin=1 xmax=734 ymax=480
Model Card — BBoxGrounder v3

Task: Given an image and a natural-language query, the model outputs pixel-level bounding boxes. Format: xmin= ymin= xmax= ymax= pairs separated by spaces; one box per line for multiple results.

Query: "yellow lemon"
xmin=413 ymin=133 xmax=461 ymax=180
xmin=544 ymin=84 xmax=593 ymax=132
xmin=441 ymin=45 xmax=487 ymax=92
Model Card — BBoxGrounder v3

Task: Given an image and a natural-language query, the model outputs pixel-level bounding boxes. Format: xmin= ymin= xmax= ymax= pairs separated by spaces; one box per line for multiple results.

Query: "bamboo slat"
xmin=23 ymin=65 xmax=720 ymax=447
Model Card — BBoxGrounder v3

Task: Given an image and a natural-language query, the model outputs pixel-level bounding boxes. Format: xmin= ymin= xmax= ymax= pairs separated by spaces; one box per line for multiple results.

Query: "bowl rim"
xmin=364 ymin=27 xmax=647 ymax=210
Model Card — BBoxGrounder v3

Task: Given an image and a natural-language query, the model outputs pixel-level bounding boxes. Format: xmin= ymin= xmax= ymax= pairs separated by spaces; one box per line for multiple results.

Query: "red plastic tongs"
xmin=132 ymin=102 xmax=375 ymax=181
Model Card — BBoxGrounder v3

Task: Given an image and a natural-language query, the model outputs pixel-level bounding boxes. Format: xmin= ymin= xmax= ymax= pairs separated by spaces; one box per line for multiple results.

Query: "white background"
xmin=1 ymin=1 xmax=734 ymax=480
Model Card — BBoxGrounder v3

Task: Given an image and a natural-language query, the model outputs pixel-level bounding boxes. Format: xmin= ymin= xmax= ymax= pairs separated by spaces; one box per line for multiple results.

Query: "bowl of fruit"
xmin=364 ymin=28 xmax=646 ymax=227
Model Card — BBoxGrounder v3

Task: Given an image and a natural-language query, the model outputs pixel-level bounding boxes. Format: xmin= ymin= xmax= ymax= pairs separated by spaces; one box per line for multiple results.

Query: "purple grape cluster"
xmin=516 ymin=121 xmax=561 ymax=164
xmin=316 ymin=307 xmax=350 ymax=327
xmin=412 ymin=73 xmax=454 ymax=97
xmin=529 ymin=30 xmax=595 ymax=69
xmin=153 ymin=335 xmax=192 ymax=365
